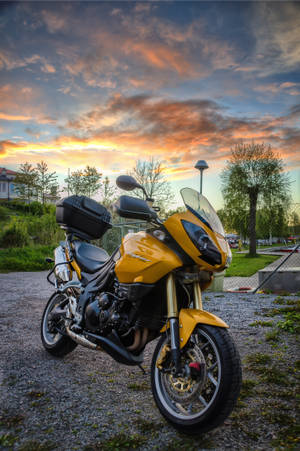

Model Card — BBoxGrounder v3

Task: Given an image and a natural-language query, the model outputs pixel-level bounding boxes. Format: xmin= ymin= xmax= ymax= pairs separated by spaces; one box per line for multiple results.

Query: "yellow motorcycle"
xmin=41 ymin=175 xmax=241 ymax=434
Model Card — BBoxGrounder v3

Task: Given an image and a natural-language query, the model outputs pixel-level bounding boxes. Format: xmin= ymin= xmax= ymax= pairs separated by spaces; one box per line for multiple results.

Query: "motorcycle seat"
xmin=72 ymin=241 xmax=110 ymax=274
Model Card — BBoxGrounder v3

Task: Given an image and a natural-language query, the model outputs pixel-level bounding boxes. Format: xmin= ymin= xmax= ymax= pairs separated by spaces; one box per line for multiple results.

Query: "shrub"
xmin=43 ymin=203 xmax=56 ymax=215
xmin=26 ymin=213 xmax=64 ymax=245
xmin=28 ymin=201 xmax=44 ymax=216
xmin=0 ymin=205 xmax=10 ymax=221
xmin=1 ymin=200 xmax=29 ymax=213
xmin=0 ymin=218 xmax=30 ymax=247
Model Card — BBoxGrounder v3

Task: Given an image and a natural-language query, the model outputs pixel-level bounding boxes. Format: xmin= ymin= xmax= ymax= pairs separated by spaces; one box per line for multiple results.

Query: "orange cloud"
xmin=128 ymin=42 xmax=193 ymax=76
xmin=1 ymin=95 xmax=299 ymax=178
xmin=0 ymin=113 xmax=32 ymax=121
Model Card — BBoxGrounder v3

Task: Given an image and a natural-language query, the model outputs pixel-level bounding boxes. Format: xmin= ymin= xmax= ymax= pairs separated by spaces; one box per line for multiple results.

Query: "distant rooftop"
xmin=0 ymin=167 xmax=18 ymax=176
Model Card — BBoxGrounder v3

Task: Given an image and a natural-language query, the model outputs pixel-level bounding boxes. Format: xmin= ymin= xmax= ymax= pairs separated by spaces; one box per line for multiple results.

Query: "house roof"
xmin=0 ymin=167 xmax=18 ymax=176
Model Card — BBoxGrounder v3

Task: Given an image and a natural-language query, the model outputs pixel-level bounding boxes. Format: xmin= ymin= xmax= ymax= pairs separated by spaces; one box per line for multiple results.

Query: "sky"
xmin=0 ymin=1 xmax=299 ymax=209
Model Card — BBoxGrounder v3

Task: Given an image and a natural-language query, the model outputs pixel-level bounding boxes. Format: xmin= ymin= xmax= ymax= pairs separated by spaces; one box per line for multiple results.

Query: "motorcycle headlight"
xmin=181 ymin=220 xmax=222 ymax=266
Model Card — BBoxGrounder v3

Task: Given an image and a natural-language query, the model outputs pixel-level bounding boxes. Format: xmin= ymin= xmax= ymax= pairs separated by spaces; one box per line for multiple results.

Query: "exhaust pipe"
xmin=66 ymin=326 xmax=102 ymax=351
xmin=66 ymin=326 xmax=144 ymax=366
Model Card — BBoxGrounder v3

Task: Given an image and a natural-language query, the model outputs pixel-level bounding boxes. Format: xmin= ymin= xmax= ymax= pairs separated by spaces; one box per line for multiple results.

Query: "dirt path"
xmin=0 ymin=272 xmax=298 ymax=450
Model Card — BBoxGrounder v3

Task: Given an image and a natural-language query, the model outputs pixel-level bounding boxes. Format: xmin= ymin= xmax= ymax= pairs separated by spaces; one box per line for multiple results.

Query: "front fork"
xmin=166 ymin=273 xmax=202 ymax=373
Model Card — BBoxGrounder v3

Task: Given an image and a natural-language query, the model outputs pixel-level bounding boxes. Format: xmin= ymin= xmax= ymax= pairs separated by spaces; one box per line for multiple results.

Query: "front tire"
xmin=151 ymin=325 xmax=242 ymax=435
xmin=41 ymin=293 xmax=77 ymax=357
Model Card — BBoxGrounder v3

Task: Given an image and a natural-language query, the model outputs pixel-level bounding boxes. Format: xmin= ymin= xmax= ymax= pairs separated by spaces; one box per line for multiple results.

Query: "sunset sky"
xmin=0 ymin=1 xmax=299 ymax=208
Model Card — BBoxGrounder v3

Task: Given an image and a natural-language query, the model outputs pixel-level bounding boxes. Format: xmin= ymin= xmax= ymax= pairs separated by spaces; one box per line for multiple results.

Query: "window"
xmin=10 ymin=183 xmax=14 ymax=193
xmin=1 ymin=182 xmax=7 ymax=192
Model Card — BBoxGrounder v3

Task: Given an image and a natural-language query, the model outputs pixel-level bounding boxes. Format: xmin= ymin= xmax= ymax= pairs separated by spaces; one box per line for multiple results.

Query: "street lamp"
xmin=194 ymin=160 xmax=208 ymax=194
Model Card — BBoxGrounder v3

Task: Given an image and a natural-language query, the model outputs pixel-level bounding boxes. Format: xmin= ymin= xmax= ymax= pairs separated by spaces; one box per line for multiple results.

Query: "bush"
xmin=1 ymin=200 xmax=29 ymax=213
xmin=28 ymin=201 xmax=44 ymax=216
xmin=0 ymin=205 xmax=10 ymax=221
xmin=26 ymin=214 xmax=64 ymax=245
xmin=43 ymin=203 xmax=56 ymax=215
xmin=1 ymin=200 xmax=55 ymax=216
xmin=0 ymin=218 xmax=30 ymax=247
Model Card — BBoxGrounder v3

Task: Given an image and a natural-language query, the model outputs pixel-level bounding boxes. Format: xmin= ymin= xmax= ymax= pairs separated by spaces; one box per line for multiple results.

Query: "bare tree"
xmin=130 ymin=158 xmax=174 ymax=209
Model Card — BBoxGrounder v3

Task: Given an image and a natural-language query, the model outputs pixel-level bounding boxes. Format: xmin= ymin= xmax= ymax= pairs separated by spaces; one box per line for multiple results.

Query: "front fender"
xmin=161 ymin=309 xmax=228 ymax=349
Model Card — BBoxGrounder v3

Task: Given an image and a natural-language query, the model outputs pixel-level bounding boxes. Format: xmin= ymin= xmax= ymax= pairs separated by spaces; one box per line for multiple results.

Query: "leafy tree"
xmin=35 ymin=161 xmax=59 ymax=204
xmin=64 ymin=169 xmax=85 ymax=196
xmin=130 ymin=158 xmax=174 ymax=210
xmin=221 ymin=143 xmax=290 ymax=256
xmin=14 ymin=162 xmax=38 ymax=202
xmin=256 ymin=195 xmax=290 ymax=242
xmin=64 ymin=166 xmax=102 ymax=197
xmin=83 ymin=166 xmax=102 ymax=197
xmin=289 ymin=209 xmax=300 ymax=235
xmin=217 ymin=200 xmax=249 ymax=239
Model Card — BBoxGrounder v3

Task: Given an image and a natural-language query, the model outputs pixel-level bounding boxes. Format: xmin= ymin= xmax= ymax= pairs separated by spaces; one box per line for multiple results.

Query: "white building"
xmin=0 ymin=167 xmax=19 ymax=200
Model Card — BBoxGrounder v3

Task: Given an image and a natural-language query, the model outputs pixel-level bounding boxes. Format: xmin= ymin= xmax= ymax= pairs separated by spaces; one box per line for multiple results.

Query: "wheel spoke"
xmin=207 ymin=361 xmax=217 ymax=372
xmin=199 ymin=395 xmax=208 ymax=407
xmin=175 ymin=403 xmax=189 ymax=415
xmin=200 ymin=341 xmax=209 ymax=350
xmin=208 ymin=371 xmax=218 ymax=387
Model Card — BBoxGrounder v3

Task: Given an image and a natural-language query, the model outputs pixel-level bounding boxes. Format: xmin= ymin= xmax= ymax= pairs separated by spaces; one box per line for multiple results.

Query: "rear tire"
xmin=151 ymin=325 xmax=242 ymax=435
xmin=41 ymin=293 xmax=77 ymax=357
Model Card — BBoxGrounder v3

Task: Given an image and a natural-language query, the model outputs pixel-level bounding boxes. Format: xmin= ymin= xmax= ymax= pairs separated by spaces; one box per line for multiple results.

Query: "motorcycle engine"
xmin=85 ymin=292 xmax=132 ymax=336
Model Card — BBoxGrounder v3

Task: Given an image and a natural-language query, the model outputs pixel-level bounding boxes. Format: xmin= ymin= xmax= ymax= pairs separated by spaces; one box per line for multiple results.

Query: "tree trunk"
xmin=249 ymin=191 xmax=258 ymax=256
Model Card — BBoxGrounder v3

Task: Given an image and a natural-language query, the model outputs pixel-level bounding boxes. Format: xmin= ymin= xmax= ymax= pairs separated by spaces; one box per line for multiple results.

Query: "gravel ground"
xmin=0 ymin=271 xmax=299 ymax=450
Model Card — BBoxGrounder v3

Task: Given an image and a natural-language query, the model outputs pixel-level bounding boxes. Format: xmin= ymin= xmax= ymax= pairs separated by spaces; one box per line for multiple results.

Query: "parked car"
xmin=228 ymin=240 xmax=238 ymax=249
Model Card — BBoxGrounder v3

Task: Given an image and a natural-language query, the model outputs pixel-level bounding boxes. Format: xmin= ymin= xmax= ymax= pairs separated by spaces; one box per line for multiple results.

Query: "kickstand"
xmin=138 ymin=364 xmax=146 ymax=375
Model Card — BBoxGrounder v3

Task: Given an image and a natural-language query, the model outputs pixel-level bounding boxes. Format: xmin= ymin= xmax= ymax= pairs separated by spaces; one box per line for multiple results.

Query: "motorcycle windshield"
xmin=180 ymin=187 xmax=225 ymax=236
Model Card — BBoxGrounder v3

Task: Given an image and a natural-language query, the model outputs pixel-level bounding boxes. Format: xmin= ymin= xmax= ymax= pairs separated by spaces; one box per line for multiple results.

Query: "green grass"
xmin=0 ymin=245 xmax=55 ymax=272
xmin=225 ymin=252 xmax=280 ymax=277
xmin=84 ymin=433 xmax=146 ymax=450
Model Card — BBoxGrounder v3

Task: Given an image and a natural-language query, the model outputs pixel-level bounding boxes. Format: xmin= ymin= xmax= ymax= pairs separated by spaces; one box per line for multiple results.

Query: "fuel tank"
xmin=115 ymin=231 xmax=183 ymax=284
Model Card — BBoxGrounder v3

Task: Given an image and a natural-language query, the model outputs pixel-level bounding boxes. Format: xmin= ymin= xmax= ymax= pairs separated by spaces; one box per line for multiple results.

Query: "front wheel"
xmin=41 ymin=293 xmax=77 ymax=357
xmin=151 ymin=325 xmax=242 ymax=435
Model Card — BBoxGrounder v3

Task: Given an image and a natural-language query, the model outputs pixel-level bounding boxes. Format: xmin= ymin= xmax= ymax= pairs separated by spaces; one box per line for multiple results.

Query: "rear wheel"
xmin=41 ymin=293 xmax=77 ymax=357
xmin=151 ymin=325 xmax=241 ymax=434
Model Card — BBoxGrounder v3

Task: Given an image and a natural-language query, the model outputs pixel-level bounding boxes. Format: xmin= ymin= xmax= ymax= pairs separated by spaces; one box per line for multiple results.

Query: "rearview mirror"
xmin=116 ymin=175 xmax=144 ymax=192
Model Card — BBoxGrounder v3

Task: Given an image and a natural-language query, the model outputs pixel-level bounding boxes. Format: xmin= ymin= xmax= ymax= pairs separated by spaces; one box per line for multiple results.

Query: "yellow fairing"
xmin=164 ymin=210 xmax=228 ymax=271
xmin=115 ymin=231 xmax=183 ymax=284
xmin=161 ymin=309 xmax=228 ymax=349
xmin=179 ymin=309 xmax=228 ymax=348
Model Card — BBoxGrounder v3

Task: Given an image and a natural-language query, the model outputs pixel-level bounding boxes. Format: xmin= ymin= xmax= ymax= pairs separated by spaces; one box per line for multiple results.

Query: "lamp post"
xmin=194 ymin=160 xmax=208 ymax=194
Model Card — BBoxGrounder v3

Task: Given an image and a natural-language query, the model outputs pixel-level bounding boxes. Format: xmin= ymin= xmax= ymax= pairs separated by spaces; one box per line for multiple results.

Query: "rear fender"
xmin=161 ymin=309 xmax=228 ymax=349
